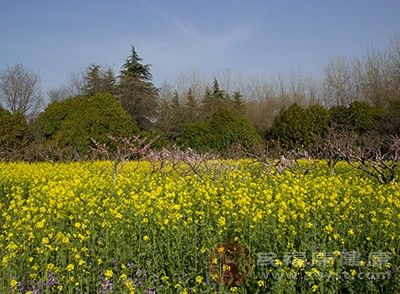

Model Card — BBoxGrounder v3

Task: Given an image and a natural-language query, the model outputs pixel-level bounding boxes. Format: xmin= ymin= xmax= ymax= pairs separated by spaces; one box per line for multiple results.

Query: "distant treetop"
xmin=120 ymin=46 xmax=152 ymax=81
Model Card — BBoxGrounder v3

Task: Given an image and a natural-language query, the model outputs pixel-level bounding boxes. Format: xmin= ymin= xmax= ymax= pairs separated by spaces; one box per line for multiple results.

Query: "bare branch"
xmin=0 ymin=63 xmax=43 ymax=119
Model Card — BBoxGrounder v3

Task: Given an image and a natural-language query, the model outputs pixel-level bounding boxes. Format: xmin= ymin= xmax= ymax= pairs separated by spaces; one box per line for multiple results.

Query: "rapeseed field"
xmin=0 ymin=161 xmax=399 ymax=293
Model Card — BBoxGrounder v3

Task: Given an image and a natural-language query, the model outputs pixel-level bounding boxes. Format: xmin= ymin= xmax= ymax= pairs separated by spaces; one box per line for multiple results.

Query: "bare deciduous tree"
xmin=174 ymin=70 xmax=206 ymax=99
xmin=353 ymin=47 xmax=391 ymax=106
xmin=0 ymin=63 xmax=43 ymax=119
xmin=323 ymin=56 xmax=357 ymax=107
xmin=386 ymin=37 xmax=400 ymax=98
xmin=47 ymin=70 xmax=86 ymax=102
xmin=328 ymin=131 xmax=400 ymax=184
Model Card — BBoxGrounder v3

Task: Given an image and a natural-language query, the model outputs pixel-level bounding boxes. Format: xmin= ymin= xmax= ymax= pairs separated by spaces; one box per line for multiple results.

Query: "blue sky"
xmin=1 ymin=0 xmax=399 ymax=90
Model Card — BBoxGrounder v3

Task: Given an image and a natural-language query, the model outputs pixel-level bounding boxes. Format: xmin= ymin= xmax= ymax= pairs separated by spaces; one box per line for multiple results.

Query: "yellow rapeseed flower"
xmin=104 ymin=269 xmax=113 ymax=279
xmin=195 ymin=275 xmax=203 ymax=284
xmin=66 ymin=264 xmax=74 ymax=272
xmin=10 ymin=279 xmax=18 ymax=289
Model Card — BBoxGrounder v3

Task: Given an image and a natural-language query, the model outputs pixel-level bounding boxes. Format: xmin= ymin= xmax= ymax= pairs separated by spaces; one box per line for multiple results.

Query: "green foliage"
xmin=348 ymin=101 xmax=385 ymax=133
xmin=35 ymin=93 xmax=137 ymax=153
xmin=185 ymin=88 xmax=198 ymax=122
xmin=82 ymin=64 xmax=116 ymax=96
xmin=210 ymin=108 xmax=262 ymax=151
xmin=270 ymin=101 xmax=391 ymax=150
xmin=329 ymin=101 xmax=385 ymax=133
xmin=306 ymin=104 xmax=330 ymax=140
xmin=231 ymin=91 xmax=245 ymax=114
xmin=120 ymin=46 xmax=152 ymax=81
xmin=178 ymin=120 xmax=216 ymax=152
xmin=168 ymin=92 xmax=184 ymax=138
xmin=329 ymin=105 xmax=350 ymax=130
xmin=270 ymin=104 xmax=331 ymax=149
xmin=200 ymin=79 xmax=230 ymax=119
xmin=34 ymin=99 xmax=74 ymax=140
xmin=0 ymin=108 xmax=30 ymax=151
xmin=201 ymin=87 xmax=215 ymax=119
xmin=178 ymin=107 xmax=262 ymax=153
xmin=119 ymin=47 xmax=158 ymax=129
xmin=212 ymin=78 xmax=226 ymax=103
xmin=139 ymin=129 xmax=169 ymax=150
xmin=270 ymin=104 xmax=311 ymax=149
xmin=381 ymin=99 xmax=400 ymax=135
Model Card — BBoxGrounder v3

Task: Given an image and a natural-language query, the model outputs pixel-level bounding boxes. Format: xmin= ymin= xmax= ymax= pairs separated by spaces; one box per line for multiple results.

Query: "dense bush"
xmin=329 ymin=105 xmax=350 ymax=130
xmin=329 ymin=101 xmax=385 ymax=134
xmin=381 ymin=99 xmax=400 ymax=135
xmin=348 ymin=101 xmax=385 ymax=134
xmin=270 ymin=101 xmax=396 ymax=150
xmin=177 ymin=120 xmax=215 ymax=152
xmin=306 ymin=104 xmax=331 ymax=141
xmin=269 ymin=104 xmax=312 ymax=149
xmin=0 ymin=108 xmax=30 ymax=152
xmin=35 ymin=93 xmax=137 ymax=153
xmin=178 ymin=107 xmax=262 ymax=153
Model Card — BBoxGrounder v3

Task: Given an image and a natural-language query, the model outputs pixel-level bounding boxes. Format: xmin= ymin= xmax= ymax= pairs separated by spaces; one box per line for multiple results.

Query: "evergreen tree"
xmin=306 ymin=104 xmax=330 ymax=142
xmin=381 ymin=99 xmax=400 ymax=135
xmin=201 ymin=87 xmax=214 ymax=118
xmin=185 ymin=87 xmax=197 ymax=121
xmin=83 ymin=64 xmax=116 ymax=96
xmin=232 ymin=91 xmax=244 ymax=114
xmin=0 ymin=108 xmax=30 ymax=154
xmin=169 ymin=92 xmax=184 ymax=138
xmin=121 ymin=46 xmax=152 ymax=81
xmin=270 ymin=104 xmax=311 ymax=149
xmin=212 ymin=78 xmax=225 ymax=102
xmin=200 ymin=78 xmax=227 ymax=118
xmin=104 ymin=67 xmax=116 ymax=93
xmin=171 ymin=92 xmax=182 ymax=123
xmin=348 ymin=101 xmax=385 ymax=134
xmin=178 ymin=107 xmax=262 ymax=153
xmin=83 ymin=64 xmax=101 ymax=96
xmin=119 ymin=46 xmax=158 ymax=129
xmin=35 ymin=93 xmax=137 ymax=154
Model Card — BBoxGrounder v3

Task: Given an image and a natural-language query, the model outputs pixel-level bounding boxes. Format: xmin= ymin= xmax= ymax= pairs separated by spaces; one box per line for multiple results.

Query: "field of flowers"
xmin=0 ymin=160 xmax=399 ymax=293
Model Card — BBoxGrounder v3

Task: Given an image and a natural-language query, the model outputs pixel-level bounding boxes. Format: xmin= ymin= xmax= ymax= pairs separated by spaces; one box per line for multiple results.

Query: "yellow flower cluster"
xmin=0 ymin=160 xmax=398 ymax=292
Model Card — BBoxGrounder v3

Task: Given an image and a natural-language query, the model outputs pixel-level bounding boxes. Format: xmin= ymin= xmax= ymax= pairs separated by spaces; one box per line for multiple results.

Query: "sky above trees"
xmin=1 ymin=0 xmax=399 ymax=90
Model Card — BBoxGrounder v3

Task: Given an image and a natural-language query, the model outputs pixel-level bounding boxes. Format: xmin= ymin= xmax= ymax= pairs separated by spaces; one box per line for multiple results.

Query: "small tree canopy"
xmin=178 ymin=107 xmax=262 ymax=153
xmin=82 ymin=64 xmax=116 ymax=96
xmin=119 ymin=46 xmax=158 ymax=129
xmin=35 ymin=93 xmax=137 ymax=153
xmin=270 ymin=104 xmax=311 ymax=149
xmin=0 ymin=108 xmax=30 ymax=152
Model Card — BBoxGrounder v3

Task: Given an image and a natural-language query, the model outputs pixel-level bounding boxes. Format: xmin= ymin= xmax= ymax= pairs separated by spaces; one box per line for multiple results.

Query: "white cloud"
xmin=173 ymin=18 xmax=252 ymax=52
xmin=132 ymin=0 xmax=253 ymax=83
xmin=136 ymin=0 xmax=252 ymax=52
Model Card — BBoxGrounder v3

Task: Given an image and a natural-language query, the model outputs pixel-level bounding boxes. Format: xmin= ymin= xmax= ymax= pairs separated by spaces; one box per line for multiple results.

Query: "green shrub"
xmin=329 ymin=101 xmax=385 ymax=134
xmin=269 ymin=104 xmax=333 ymax=150
xmin=178 ymin=120 xmax=218 ymax=152
xmin=348 ymin=101 xmax=385 ymax=133
xmin=329 ymin=105 xmax=350 ymax=130
xmin=35 ymin=93 xmax=137 ymax=153
xmin=178 ymin=107 xmax=262 ymax=153
xmin=270 ymin=104 xmax=311 ymax=149
xmin=307 ymin=104 xmax=330 ymax=139
xmin=0 ymin=108 xmax=30 ymax=152
xmin=380 ymin=99 xmax=400 ymax=135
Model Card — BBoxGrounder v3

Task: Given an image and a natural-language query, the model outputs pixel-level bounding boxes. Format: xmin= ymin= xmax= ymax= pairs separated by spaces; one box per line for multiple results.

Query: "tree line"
xmin=0 ymin=38 xmax=399 ymax=161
